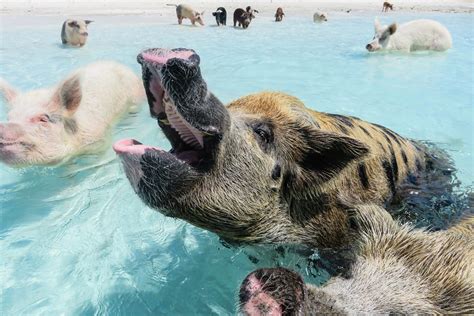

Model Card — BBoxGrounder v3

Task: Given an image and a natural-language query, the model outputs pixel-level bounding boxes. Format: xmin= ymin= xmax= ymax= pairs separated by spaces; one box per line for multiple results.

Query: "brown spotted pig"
xmin=234 ymin=8 xmax=253 ymax=29
xmin=167 ymin=4 xmax=204 ymax=26
xmin=114 ymin=48 xmax=457 ymax=249
xmin=239 ymin=205 xmax=474 ymax=315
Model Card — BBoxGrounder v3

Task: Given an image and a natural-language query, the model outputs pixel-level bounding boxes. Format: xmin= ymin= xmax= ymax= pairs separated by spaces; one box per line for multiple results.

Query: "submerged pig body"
xmin=0 ymin=61 xmax=144 ymax=166
xmin=115 ymin=48 xmax=457 ymax=249
xmin=239 ymin=206 xmax=474 ymax=315
xmin=366 ymin=19 xmax=452 ymax=52
xmin=61 ymin=19 xmax=92 ymax=47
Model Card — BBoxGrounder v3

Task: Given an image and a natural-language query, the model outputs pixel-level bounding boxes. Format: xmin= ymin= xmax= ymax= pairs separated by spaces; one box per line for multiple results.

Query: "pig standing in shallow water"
xmin=61 ymin=19 xmax=92 ymax=47
xmin=366 ymin=18 xmax=452 ymax=52
xmin=168 ymin=4 xmax=205 ymax=26
xmin=0 ymin=62 xmax=144 ymax=166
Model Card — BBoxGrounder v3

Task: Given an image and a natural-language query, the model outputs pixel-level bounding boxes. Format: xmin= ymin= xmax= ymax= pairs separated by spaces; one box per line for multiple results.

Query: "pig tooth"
xmin=165 ymin=103 xmax=204 ymax=149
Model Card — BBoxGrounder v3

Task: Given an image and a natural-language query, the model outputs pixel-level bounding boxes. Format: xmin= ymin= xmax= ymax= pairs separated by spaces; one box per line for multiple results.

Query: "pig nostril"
xmin=366 ymin=44 xmax=372 ymax=50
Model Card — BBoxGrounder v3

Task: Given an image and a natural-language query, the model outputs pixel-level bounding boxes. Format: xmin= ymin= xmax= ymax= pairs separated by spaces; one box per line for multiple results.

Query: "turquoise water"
xmin=1 ymin=12 xmax=473 ymax=315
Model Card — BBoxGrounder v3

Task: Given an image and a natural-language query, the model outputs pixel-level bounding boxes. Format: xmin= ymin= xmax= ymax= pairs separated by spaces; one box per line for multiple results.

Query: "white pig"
xmin=313 ymin=11 xmax=328 ymax=23
xmin=366 ymin=18 xmax=452 ymax=52
xmin=61 ymin=19 xmax=92 ymax=47
xmin=0 ymin=61 xmax=144 ymax=167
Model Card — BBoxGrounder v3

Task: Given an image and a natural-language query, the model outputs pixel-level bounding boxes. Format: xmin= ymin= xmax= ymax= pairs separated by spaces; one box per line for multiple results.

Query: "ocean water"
xmin=0 ymin=12 xmax=473 ymax=315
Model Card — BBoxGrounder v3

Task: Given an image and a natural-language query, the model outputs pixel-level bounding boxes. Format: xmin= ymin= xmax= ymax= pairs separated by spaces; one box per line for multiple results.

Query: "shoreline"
xmin=1 ymin=0 xmax=473 ymax=16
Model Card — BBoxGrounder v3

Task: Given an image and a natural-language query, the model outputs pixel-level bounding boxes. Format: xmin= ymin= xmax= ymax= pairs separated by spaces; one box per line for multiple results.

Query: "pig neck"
xmin=386 ymin=28 xmax=413 ymax=51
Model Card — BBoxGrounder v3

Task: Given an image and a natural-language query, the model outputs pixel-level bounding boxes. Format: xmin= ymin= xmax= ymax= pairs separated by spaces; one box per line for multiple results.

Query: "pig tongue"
xmin=113 ymin=139 xmax=163 ymax=156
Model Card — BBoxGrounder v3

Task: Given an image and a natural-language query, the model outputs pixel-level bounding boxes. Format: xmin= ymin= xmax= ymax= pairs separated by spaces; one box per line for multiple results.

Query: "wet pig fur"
xmin=116 ymin=48 xmax=459 ymax=249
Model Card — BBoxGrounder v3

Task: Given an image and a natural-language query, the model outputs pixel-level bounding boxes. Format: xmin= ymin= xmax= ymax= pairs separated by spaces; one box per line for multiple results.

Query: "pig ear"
xmin=85 ymin=20 xmax=93 ymax=25
xmin=388 ymin=23 xmax=397 ymax=34
xmin=374 ymin=18 xmax=382 ymax=32
xmin=0 ymin=78 xmax=18 ymax=104
xmin=282 ymin=126 xmax=369 ymax=199
xmin=52 ymin=75 xmax=82 ymax=113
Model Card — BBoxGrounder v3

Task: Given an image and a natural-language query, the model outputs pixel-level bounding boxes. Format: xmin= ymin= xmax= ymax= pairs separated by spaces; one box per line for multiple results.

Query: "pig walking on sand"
xmin=366 ymin=18 xmax=452 ymax=52
xmin=167 ymin=4 xmax=205 ymax=26
xmin=61 ymin=19 xmax=92 ymax=47
xmin=0 ymin=62 xmax=144 ymax=166
xmin=275 ymin=7 xmax=285 ymax=22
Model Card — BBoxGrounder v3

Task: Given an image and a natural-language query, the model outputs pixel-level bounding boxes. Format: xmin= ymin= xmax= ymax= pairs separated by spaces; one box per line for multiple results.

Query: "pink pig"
xmin=0 ymin=61 xmax=144 ymax=166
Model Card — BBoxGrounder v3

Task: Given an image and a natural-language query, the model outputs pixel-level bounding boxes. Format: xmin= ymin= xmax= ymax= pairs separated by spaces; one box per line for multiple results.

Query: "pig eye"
xmin=253 ymin=124 xmax=273 ymax=145
xmin=256 ymin=129 xmax=269 ymax=142
xmin=39 ymin=114 xmax=50 ymax=123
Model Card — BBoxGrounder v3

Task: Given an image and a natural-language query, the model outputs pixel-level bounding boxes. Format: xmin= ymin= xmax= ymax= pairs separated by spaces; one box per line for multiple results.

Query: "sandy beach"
xmin=1 ymin=0 xmax=473 ymax=17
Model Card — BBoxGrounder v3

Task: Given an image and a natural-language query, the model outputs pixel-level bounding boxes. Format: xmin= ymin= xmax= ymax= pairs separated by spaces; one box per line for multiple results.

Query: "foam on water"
xmin=0 ymin=12 xmax=472 ymax=314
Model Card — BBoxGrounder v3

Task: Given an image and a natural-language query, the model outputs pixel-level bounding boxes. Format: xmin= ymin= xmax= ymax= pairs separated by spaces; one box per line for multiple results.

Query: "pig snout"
xmin=81 ymin=32 xmax=88 ymax=36
xmin=0 ymin=123 xmax=25 ymax=142
xmin=366 ymin=43 xmax=378 ymax=52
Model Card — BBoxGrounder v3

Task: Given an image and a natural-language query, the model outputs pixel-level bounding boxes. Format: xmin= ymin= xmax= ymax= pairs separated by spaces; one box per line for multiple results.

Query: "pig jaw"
xmin=115 ymin=48 xmax=229 ymax=213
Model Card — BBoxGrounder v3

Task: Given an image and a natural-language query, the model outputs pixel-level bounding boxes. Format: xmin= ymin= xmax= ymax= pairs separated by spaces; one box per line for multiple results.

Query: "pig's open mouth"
xmin=113 ymin=48 xmax=210 ymax=169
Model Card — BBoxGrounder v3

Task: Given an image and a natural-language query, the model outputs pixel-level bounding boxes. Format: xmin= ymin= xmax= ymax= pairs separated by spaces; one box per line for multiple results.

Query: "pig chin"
xmin=0 ymin=141 xmax=33 ymax=166
xmin=114 ymin=48 xmax=226 ymax=212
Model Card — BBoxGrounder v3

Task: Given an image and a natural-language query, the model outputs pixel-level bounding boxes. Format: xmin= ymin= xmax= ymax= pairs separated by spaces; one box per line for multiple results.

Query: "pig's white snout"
xmin=0 ymin=123 xmax=25 ymax=142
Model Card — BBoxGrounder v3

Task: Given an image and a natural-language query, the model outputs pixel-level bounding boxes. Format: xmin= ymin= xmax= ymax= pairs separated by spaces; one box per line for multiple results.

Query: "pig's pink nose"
xmin=0 ymin=123 xmax=25 ymax=141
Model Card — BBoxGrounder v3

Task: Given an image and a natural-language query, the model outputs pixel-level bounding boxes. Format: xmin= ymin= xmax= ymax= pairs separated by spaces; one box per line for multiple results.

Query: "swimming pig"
xmin=0 ymin=61 xmax=144 ymax=166
xmin=313 ymin=11 xmax=328 ymax=22
xmin=212 ymin=7 xmax=227 ymax=26
xmin=366 ymin=18 xmax=452 ymax=52
xmin=239 ymin=205 xmax=474 ymax=315
xmin=114 ymin=48 xmax=458 ymax=248
xmin=275 ymin=8 xmax=285 ymax=22
xmin=234 ymin=8 xmax=252 ymax=28
xmin=61 ymin=19 xmax=92 ymax=47
xmin=167 ymin=4 xmax=205 ymax=26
